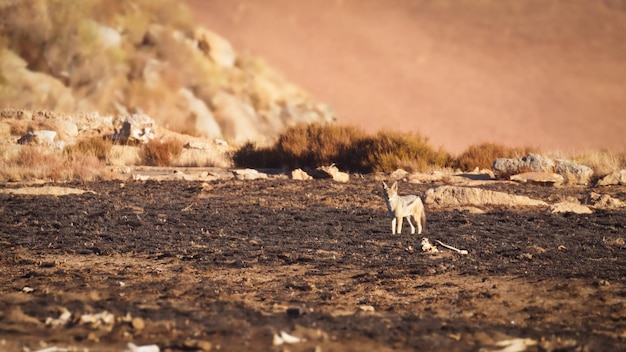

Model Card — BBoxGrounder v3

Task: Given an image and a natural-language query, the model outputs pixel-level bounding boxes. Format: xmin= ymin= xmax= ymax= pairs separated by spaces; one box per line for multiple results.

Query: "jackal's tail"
xmin=420 ymin=208 xmax=426 ymax=228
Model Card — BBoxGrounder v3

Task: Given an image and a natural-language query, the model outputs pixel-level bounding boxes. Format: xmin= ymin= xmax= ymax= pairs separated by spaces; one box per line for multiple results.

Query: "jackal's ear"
xmin=382 ymin=181 xmax=389 ymax=190
xmin=391 ymin=181 xmax=398 ymax=191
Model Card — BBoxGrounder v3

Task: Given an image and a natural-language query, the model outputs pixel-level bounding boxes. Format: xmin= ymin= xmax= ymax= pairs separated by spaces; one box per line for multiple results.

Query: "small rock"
xmin=132 ymin=317 xmax=145 ymax=331
xmin=389 ymin=168 xmax=409 ymax=180
xmin=232 ymin=168 xmax=268 ymax=180
xmin=596 ymin=170 xmax=626 ymax=186
xmin=183 ymin=339 xmax=212 ymax=351
xmin=358 ymin=305 xmax=375 ymax=313
xmin=550 ymin=201 xmax=593 ymax=214
xmin=510 ymin=172 xmax=563 ymax=186
xmin=314 ymin=165 xmax=349 ymax=182
xmin=291 ymin=168 xmax=313 ymax=180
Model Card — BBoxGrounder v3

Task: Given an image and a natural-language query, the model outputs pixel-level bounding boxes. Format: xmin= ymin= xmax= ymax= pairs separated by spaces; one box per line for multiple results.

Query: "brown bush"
xmin=140 ymin=139 xmax=183 ymax=166
xmin=233 ymin=124 xmax=449 ymax=173
xmin=64 ymin=137 xmax=113 ymax=162
xmin=364 ymin=131 xmax=451 ymax=172
xmin=453 ymin=142 xmax=537 ymax=171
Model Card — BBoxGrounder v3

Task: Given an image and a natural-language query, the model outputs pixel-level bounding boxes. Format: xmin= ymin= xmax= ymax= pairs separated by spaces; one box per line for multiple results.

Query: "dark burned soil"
xmin=1 ymin=176 xmax=625 ymax=351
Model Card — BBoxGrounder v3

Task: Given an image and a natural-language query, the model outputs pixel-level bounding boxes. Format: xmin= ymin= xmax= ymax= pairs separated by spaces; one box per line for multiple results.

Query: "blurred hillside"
xmin=187 ymin=0 xmax=626 ymax=154
xmin=0 ymin=0 xmax=334 ymax=145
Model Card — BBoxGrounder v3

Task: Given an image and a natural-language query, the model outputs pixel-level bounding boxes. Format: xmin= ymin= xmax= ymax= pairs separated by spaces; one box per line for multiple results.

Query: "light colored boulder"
xmin=550 ymin=200 xmax=593 ymax=214
xmin=233 ymin=168 xmax=268 ymax=180
xmin=112 ymin=113 xmax=156 ymax=144
xmin=596 ymin=170 xmax=626 ymax=186
xmin=555 ymin=160 xmax=594 ymax=186
xmin=314 ymin=165 xmax=350 ymax=183
xmin=510 ymin=172 xmax=564 ymax=186
xmin=17 ymin=130 xmax=57 ymax=145
xmin=492 ymin=153 xmax=554 ymax=178
xmin=291 ymin=168 xmax=313 ymax=181
xmin=424 ymin=185 xmax=547 ymax=208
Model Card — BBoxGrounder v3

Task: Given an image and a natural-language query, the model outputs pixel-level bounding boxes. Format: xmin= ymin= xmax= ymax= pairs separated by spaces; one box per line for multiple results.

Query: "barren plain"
xmin=1 ymin=176 xmax=625 ymax=351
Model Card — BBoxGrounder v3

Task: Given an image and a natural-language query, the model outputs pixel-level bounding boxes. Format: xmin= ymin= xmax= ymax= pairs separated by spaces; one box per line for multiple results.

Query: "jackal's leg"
xmin=391 ymin=218 xmax=397 ymax=235
xmin=406 ymin=216 xmax=416 ymax=234
xmin=396 ymin=216 xmax=403 ymax=234
xmin=416 ymin=217 xmax=422 ymax=235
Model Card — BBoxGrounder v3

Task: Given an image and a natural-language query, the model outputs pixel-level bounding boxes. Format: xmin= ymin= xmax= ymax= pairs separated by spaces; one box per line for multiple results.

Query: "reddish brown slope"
xmin=186 ymin=0 xmax=626 ymax=154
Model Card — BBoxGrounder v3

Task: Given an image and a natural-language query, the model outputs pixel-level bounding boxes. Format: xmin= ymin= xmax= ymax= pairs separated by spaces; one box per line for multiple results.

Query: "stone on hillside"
xmin=492 ymin=153 xmax=554 ymax=178
xmin=1 ymin=49 xmax=76 ymax=111
xmin=213 ymin=92 xmax=263 ymax=145
xmin=195 ymin=28 xmax=236 ymax=67
xmin=111 ymin=114 xmax=156 ymax=144
xmin=510 ymin=172 xmax=564 ymax=186
xmin=291 ymin=169 xmax=313 ymax=181
xmin=555 ymin=160 xmax=593 ymax=186
xmin=178 ymin=88 xmax=223 ymax=139
xmin=74 ymin=112 xmax=114 ymax=135
xmin=550 ymin=200 xmax=593 ymax=214
xmin=314 ymin=165 xmax=349 ymax=182
xmin=424 ymin=185 xmax=547 ymax=208
xmin=281 ymin=99 xmax=336 ymax=125
xmin=233 ymin=169 xmax=268 ymax=180
xmin=596 ymin=170 xmax=626 ymax=186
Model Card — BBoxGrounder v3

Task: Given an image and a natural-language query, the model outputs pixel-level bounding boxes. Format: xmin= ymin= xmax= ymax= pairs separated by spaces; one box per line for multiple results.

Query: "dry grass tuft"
xmin=570 ymin=150 xmax=626 ymax=179
xmin=140 ymin=139 xmax=184 ymax=166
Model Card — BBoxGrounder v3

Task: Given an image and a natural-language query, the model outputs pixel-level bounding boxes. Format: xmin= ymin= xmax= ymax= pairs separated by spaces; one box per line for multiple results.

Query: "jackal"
xmin=381 ymin=181 xmax=426 ymax=235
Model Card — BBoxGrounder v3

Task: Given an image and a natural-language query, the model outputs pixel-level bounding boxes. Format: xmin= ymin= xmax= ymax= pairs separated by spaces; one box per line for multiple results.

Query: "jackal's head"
xmin=381 ymin=181 xmax=398 ymax=200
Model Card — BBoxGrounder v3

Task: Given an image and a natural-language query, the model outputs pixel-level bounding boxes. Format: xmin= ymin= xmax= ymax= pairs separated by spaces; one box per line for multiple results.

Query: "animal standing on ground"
xmin=381 ymin=181 xmax=426 ymax=235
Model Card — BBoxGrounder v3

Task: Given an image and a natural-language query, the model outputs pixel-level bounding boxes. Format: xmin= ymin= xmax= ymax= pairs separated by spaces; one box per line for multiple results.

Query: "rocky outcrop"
xmin=492 ymin=154 xmax=554 ymax=178
xmin=424 ymin=186 xmax=547 ymax=208
xmin=0 ymin=2 xmax=336 ymax=148
xmin=111 ymin=114 xmax=156 ymax=144
xmin=493 ymin=154 xmax=594 ymax=186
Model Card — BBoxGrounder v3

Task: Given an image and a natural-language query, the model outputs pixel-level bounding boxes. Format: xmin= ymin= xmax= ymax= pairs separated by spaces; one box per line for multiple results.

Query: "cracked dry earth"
xmin=0 ymin=177 xmax=625 ymax=351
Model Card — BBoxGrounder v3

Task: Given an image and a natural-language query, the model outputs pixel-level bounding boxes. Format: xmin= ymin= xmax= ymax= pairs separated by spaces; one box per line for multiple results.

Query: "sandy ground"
xmin=1 ymin=176 xmax=625 ymax=351
xmin=185 ymin=0 xmax=626 ymax=154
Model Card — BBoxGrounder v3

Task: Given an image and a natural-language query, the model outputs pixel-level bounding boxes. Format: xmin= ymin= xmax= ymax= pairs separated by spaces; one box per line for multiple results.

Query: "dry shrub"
xmin=0 ymin=146 xmax=65 ymax=181
xmin=64 ymin=137 xmax=112 ymax=162
xmin=140 ymin=139 xmax=183 ymax=166
xmin=570 ymin=150 xmax=626 ymax=179
xmin=453 ymin=142 xmax=537 ymax=171
xmin=364 ymin=131 xmax=451 ymax=172
xmin=233 ymin=124 xmax=449 ymax=173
